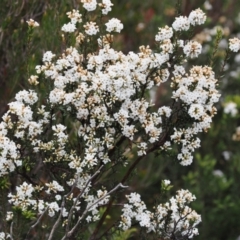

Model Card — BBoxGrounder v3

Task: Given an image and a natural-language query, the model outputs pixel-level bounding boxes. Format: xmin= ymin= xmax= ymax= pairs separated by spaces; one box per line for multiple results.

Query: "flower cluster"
xmin=0 ymin=1 xmax=220 ymax=239
xmin=183 ymin=40 xmax=202 ymax=58
xmin=105 ymin=18 xmax=123 ymax=33
xmin=82 ymin=0 xmax=97 ymax=12
xmin=172 ymin=8 xmax=206 ymax=31
xmin=120 ymin=188 xmax=201 ymax=239
xmin=0 ymin=232 xmax=10 ymax=240
xmin=229 ymin=37 xmax=240 ymax=52
xmin=171 ymin=65 xmax=220 ymax=165
xmin=224 ymin=102 xmax=238 ymax=117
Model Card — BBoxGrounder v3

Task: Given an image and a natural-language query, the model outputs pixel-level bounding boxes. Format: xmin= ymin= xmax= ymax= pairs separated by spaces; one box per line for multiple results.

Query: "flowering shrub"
xmin=0 ymin=1 xmax=238 ymax=239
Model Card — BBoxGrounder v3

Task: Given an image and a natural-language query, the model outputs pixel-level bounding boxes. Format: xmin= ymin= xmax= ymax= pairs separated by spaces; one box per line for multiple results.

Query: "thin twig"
xmin=25 ymin=207 xmax=49 ymax=240
xmin=47 ymin=180 xmax=80 ymax=240
xmin=64 ymin=165 xmax=104 ymax=236
xmin=90 ymin=131 xmax=169 ymax=239
xmin=9 ymin=222 xmax=14 ymax=240
xmin=217 ymin=48 xmax=230 ymax=81
xmin=62 ymin=183 xmax=128 ymax=240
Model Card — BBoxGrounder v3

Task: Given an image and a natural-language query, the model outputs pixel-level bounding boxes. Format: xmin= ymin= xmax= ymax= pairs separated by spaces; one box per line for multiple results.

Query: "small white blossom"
xmin=224 ymin=102 xmax=238 ymax=117
xmin=213 ymin=169 xmax=224 ymax=177
xmin=204 ymin=1 xmax=212 ymax=10
xmin=0 ymin=232 xmax=11 ymax=240
xmin=61 ymin=22 xmax=76 ymax=33
xmin=222 ymin=151 xmax=231 ymax=161
xmin=82 ymin=0 xmax=97 ymax=11
xmin=28 ymin=75 xmax=39 ymax=85
xmin=155 ymin=25 xmax=173 ymax=41
xmin=188 ymin=8 xmax=206 ymax=26
xmin=188 ymin=104 xmax=204 ymax=120
xmin=183 ymin=41 xmax=202 ymax=58
xmin=45 ymin=180 xmax=64 ymax=194
xmin=99 ymin=0 xmax=113 ymax=15
xmin=105 ymin=18 xmax=123 ymax=33
xmin=26 ymin=19 xmax=39 ymax=28
xmin=229 ymin=38 xmax=240 ymax=52
xmin=66 ymin=9 xmax=82 ymax=24
xmin=15 ymin=90 xmax=38 ymax=105
xmin=137 ymin=142 xmax=147 ymax=156
xmin=163 ymin=179 xmax=171 ymax=186
xmin=172 ymin=16 xmax=190 ymax=31
xmin=42 ymin=51 xmax=56 ymax=62
xmin=47 ymin=202 xmax=60 ymax=217
xmin=84 ymin=22 xmax=99 ymax=35
xmin=6 ymin=212 xmax=13 ymax=221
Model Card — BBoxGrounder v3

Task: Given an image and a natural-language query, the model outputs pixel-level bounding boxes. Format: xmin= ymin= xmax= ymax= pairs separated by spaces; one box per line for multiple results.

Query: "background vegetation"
xmin=1 ymin=0 xmax=240 ymax=239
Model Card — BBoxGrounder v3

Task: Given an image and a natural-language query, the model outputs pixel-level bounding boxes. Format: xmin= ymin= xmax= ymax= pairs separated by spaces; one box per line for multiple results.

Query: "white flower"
xmin=66 ymin=9 xmax=82 ymax=24
xmin=224 ymin=102 xmax=238 ymax=117
xmin=163 ymin=180 xmax=171 ymax=186
xmin=47 ymin=202 xmax=60 ymax=217
xmin=160 ymin=39 xmax=173 ymax=54
xmin=160 ymin=141 xmax=172 ymax=151
xmin=17 ymin=182 xmax=35 ymax=198
xmin=55 ymin=195 xmax=62 ymax=201
xmin=172 ymin=16 xmax=190 ymax=31
xmin=15 ymin=90 xmax=38 ymax=105
xmin=61 ymin=22 xmax=76 ymax=33
xmin=188 ymin=104 xmax=204 ymax=120
xmin=178 ymin=152 xmax=193 ymax=165
xmin=84 ymin=22 xmax=99 ymax=35
xmin=137 ymin=142 xmax=147 ymax=156
xmin=62 ymin=208 xmax=68 ymax=217
xmin=42 ymin=51 xmax=56 ymax=62
xmin=28 ymin=75 xmax=39 ymax=85
xmin=155 ymin=25 xmax=173 ymax=41
xmin=99 ymin=0 xmax=113 ymax=15
xmin=204 ymin=1 xmax=212 ymax=10
xmin=0 ymin=232 xmax=11 ymax=240
xmin=6 ymin=211 xmax=13 ymax=221
xmin=105 ymin=18 xmax=123 ymax=33
xmin=213 ymin=169 xmax=224 ymax=177
xmin=26 ymin=19 xmax=39 ymax=28
xmin=183 ymin=41 xmax=202 ymax=58
xmin=86 ymin=215 xmax=92 ymax=222
xmin=222 ymin=151 xmax=231 ymax=161
xmin=158 ymin=106 xmax=172 ymax=117
xmin=120 ymin=189 xmax=201 ymax=237
xmin=82 ymin=0 xmax=97 ymax=11
xmin=188 ymin=8 xmax=206 ymax=26
xmin=229 ymin=38 xmax=240 ymax=52
xmin=45 ymin=180 xmax=64 ymax=194
xmin=177 ymin=39 xmax=184 ymax=48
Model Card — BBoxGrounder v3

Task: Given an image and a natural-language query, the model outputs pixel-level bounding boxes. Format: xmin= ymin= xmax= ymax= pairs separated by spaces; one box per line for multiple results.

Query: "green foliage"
xmin=21 ymin=209 xmax=36 ymax=220
xmin=182 ymin=153 xmax=240 ymax=240
xmin=112 ymin=228 xmax=137 ymax=240
xmin=0 ymin=176 xmax=10 ymax=190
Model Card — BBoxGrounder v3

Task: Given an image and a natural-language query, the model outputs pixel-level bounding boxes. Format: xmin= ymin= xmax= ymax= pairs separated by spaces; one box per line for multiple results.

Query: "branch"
xmin=64 ymin=165 xmax=104 ymax=236
xmin=9 ymin=222 xmax=14 ymax=240
xmin=121 ymin=131 xmax=168 ymax=184
xmin=25 ymin=207 xmax=49 ymax=240
xmin=47 ymin=188 xmax=73 ymax=240
xmin=62 ymin=183 xmax=128 ymax=240
xmin=90 ymin=131 xmax=169 ymax=239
